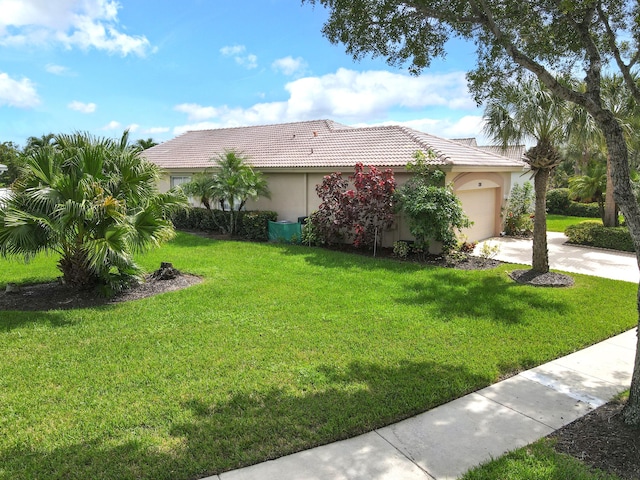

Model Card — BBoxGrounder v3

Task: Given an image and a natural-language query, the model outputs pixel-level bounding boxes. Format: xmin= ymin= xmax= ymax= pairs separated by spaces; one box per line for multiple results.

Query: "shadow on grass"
xmin=0 ymin=310 xmax=77 ymax=331
xmin=275 ymin=243 xmax=427 ymax=273
xmin=0 ymin=360 xmax=488 ymax=480
xmin=395 ymin=268 xmax=571 ymax=324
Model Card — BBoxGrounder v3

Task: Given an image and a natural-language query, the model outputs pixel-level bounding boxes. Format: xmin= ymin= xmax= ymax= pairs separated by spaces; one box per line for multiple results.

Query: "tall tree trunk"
xmin=532 ymin=169 xmax=550 ymax=273
xmin=596 ymin=113 xmax=640 ymax=426
xmin=604 ymin=155 xmax=618 ymax=227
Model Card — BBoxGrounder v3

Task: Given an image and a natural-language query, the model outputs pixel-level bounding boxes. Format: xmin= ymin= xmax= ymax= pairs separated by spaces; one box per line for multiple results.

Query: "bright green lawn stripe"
xmin=546 ymin=214 xmax=602 ymax=232
xmin=0 ymin=232 xmax=636 ymax=479
xmin=461 ymin=439 xmax=620 ymax=479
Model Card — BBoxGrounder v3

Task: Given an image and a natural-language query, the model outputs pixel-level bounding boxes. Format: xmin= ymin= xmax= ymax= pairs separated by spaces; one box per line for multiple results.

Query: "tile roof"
xmin=142 ymin=120 xmax=526 ymax=171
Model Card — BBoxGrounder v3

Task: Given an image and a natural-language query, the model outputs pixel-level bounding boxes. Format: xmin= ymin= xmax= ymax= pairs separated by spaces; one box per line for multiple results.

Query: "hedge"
xmin=171 ymin=207 xmax=278 ymax=241
xmin=565 ymin=221 xmax=634 ymax=252
xmin=546 ymin=188 xmax=571 ymax=214
xmin=546 ymin=188 xmax=600 ymax=217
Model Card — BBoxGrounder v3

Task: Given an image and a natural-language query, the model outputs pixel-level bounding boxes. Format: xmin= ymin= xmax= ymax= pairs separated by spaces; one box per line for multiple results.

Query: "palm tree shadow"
xmin=395 ymin=268 xmax=571 ymax=324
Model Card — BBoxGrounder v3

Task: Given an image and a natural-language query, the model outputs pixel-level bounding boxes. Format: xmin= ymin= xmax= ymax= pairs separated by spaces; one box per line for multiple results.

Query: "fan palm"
xmin=483 ymin=77 xmax=568 ymax=273
xmin=569 ymin=162 xmax=607 ymax=220
xmin=0 ymin=131 xmax=187 ymax=292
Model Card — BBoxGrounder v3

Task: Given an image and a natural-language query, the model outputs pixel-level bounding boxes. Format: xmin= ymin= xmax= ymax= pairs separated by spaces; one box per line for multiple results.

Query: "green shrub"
xmin=238 ymin=211 xmax=277 ymax=241
xmin=172 ymin=208 xmax=277 ymax=240
xmin=301 ymin=214 xmax=322 ymax=246
xmin=198 ymin=210 xmax=225 ymax=232
xmin=393 ymin=241 xmax=410 ymax=258
xmin=171 ymin=207 xmax=204 ymax=230
xmin=590 ymin=226 xmax=635 ymax=252
xmin=565 ymin=221 xmax=634 ymax=251
xmin=546 ymin=188 xmax=571 ymax=214
xmin=503 ymin=182 xmax=534 ymax=236
xmin=566 ymin=201 xmax=600 ymax=218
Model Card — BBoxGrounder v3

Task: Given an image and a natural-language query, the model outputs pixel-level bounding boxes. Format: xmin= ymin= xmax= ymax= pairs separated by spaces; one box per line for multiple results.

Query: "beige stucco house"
xmin=142 ymin=119 xmax=527 ymax=244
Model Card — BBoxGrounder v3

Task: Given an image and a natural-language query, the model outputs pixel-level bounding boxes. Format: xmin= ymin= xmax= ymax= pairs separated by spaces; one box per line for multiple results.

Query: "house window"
xmin=170 ymin=176 xmax=191 ymax=188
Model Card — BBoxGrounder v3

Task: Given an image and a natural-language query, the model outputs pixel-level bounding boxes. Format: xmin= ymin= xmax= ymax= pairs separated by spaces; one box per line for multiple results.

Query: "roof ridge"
xmin=184 ymin=119 xmax=343 ymax=135
xmin=397 ymin=126 xmax=450 ymax=163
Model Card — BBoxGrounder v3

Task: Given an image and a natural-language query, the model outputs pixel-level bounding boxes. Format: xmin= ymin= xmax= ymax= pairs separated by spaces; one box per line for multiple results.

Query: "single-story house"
xmin=142 ymin=119 xmax=527 ymax=244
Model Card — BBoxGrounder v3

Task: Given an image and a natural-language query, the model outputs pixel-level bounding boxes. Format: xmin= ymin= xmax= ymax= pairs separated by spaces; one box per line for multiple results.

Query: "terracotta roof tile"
xmin=142 ymin=120 xmax=526 ymax=170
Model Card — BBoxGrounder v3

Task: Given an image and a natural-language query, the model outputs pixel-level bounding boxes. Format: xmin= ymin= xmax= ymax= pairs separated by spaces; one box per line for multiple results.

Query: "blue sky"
xmin=0 ymin=0 xmax=485 ymax=147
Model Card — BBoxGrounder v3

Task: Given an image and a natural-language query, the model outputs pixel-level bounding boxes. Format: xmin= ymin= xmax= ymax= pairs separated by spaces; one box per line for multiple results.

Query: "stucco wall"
xmin=162 ymin=167 xmax=519 ymax=246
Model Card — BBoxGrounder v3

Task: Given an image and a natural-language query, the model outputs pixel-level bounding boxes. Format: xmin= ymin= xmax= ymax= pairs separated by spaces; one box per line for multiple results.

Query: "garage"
xmin=457 ymin=187 xmax=498 ymax=242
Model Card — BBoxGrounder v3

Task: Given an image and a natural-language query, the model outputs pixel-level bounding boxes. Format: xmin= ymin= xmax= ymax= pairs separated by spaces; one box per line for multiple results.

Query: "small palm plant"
xmin=0 ymin=131 xmax=188 ymax=293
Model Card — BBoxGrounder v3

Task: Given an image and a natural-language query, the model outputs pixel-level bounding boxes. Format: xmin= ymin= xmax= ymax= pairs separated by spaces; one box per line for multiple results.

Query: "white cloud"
xmin=68 ymin=100 xmax=96 ymax=113
xmin=174 ymin=103 xmax=219 ymax=122
xmin=143 ymin=126 xmax=170 ymax=134
xmin=284 ymin=68 xmax=476 ymax=118
xmin=220 ymin=44 xmax=257 ymax=69
xmin=0 ymin=0 xmax=152 ymax=56
xmin=102 ymin=120 xmax=121 ymax=130
xmin=0 ymin=72 xmax=40 ymax=108
xmin=126 ymin=123 xmax=140 ymax=133
xmin=272 ymin=56 xmax=308 ymax=76
xmin=45 ymin=63 xmax=70 ymax=75
xmin=173 ymin=68 xmax=480 ymax=136
xmin=220 ymin=45 xmax=245 ymax=56
xmin=360 ymin=116 xmax=486 ymax=141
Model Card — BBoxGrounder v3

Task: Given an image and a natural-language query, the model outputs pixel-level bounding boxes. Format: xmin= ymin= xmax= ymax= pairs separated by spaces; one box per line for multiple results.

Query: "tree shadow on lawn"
xmin=0 ymin=310 xmax=77 ymax=331
xmin=0 ymin=360 xmax=490 ymax=480
xmin=395 ymin=269 xmax=572 ymax=325
xmin=276 ymin=243 xmax=436 ymax=273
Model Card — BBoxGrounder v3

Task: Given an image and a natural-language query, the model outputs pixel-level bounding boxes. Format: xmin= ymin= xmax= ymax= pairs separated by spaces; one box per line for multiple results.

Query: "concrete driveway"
xmin=475 ymin=231 xmax=639 ymax=283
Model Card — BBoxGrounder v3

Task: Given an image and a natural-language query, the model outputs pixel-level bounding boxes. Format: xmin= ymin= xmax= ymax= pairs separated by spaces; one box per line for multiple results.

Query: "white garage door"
xmin=457 ymin=188 xmax=497 ymax=242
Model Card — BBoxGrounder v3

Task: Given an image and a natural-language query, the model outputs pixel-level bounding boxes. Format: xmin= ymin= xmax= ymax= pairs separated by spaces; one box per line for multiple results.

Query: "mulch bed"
xmin=550 ymin=399 xmax=640 ymax=479
xmin=509 ymin=269 xmax=575 ymax=287
xmin=0 ymin=270 xmax=202 ymax=311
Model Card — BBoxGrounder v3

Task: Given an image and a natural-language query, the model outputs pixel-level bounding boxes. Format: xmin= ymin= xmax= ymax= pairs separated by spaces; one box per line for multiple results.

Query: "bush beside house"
xmin=171 ymin=208 xmax=277 ymax=241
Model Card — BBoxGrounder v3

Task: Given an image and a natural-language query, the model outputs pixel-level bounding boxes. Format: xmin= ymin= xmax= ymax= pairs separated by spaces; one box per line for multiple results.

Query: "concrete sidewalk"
xmin=475 ymin=231 xmax=639 ymax=283
xmin=203 ymin=236 xmax=639 ymax=480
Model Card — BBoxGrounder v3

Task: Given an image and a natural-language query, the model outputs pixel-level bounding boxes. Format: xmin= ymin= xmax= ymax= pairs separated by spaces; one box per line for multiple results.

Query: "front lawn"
xmin=0 ymin=232 xmax=636 ymax=480
xmin=546 ymin=214 xmax=602 ymax=232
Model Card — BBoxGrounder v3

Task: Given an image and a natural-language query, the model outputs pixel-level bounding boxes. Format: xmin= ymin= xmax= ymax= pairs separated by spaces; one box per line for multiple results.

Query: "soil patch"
xmin=0 ymin=271 xmax=202 ymax=311
xmin=550 ymin=399 xmax=640 ymax=479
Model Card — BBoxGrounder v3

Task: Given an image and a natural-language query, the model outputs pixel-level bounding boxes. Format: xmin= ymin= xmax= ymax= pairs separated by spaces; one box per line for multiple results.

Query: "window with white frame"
xmin=170 ymin=175 xmax=191 ymax=188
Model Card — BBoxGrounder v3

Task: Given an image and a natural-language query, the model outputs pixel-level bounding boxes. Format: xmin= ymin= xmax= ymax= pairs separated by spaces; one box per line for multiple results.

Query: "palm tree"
xmin=569 ymin=162 xmax=607 ymax=220
xmin=0 ymin=131 xmax=188 ymax=292
xmin=210 ymin=150 xmax=270 ymax=235
xmin=23 ymin=133 xmax=55 ymax=154
xmin=181 ymin=171 xmax=217 ymax=210
xmin=135 ymin=138 xmax=158 ymax=150
xmin=483 ymin=77 xmax=568 ymax=273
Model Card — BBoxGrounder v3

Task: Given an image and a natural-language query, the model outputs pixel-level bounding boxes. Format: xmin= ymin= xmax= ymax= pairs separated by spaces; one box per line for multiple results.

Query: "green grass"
xmin=0 ymin=232 xmax=637 ymax=479
xmin=461 ymin=440 xmax=621 ymax=480
xmin=546 ymin=214 xmax=602 ymax=233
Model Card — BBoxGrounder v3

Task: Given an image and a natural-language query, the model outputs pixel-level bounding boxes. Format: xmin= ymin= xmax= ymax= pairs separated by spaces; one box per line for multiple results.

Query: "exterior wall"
xmin=246 ymin=172 xmax=307 ymax=222
xmin=160 ymin=167 xmax=521 ymax=246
